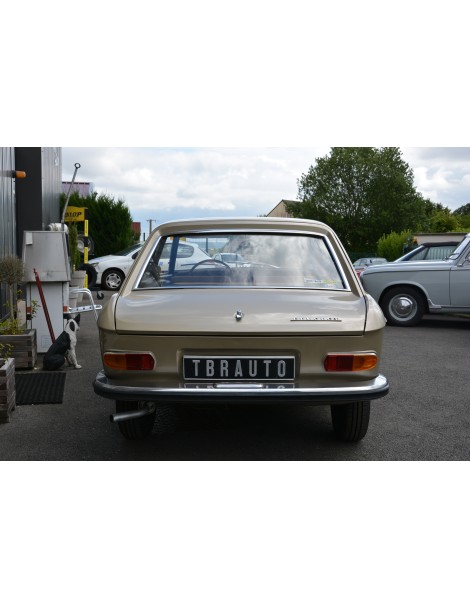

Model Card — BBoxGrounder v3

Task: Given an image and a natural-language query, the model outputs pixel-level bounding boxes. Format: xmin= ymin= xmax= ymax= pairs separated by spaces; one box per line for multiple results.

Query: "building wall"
xmin=62 ymin=181 xmax=94 ymax=197
xmin=266 ymin=199 xmax=298 ymax=218
xmin=15 ymin=147 xmax=62 ymax=255
xmin=41 ymin=147 xmax=62 ymax=224
xmin=414 ymin=232 xmax=467 ymax=245
xmin=0 ymin=147 xmax=16 ymax=316
xmin=0 ymin=147 xmax=16 ymax=256
xmin=1 ymin=147 xmax=62 ymax=318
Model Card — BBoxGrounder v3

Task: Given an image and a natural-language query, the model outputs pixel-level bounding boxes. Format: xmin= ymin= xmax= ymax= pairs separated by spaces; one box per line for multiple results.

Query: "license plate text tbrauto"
xmin=183 ymin=356 xmax=295 ymax=381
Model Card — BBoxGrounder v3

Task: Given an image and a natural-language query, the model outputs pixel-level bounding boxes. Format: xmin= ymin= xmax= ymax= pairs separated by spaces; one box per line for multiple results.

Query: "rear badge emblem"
xmin=235 ymin=310 xmax=244 ymax=321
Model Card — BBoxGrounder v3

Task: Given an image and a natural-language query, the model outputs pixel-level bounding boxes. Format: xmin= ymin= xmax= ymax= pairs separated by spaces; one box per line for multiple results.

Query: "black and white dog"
xmin=43 ymin=317 xmax=82 ymax=371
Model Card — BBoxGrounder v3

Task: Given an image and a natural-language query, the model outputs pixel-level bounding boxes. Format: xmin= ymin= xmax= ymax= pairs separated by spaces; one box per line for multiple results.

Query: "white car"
xmin=89 ymin=243 xmax=144 ymax=291
xmin=158 ymin=241 xmax=209 ymax=272
xmin=90 ymin=241 xmax=209 ymax=290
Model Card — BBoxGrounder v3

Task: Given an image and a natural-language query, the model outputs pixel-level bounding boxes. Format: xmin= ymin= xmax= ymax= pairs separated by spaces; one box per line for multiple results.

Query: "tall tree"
xmin=453 ymin=203 xmax=470 ymax=216
xmin=287 ymin=147 xmax=427 ymax=251
xmin=61 ymin=191 xmax=135 ymax=258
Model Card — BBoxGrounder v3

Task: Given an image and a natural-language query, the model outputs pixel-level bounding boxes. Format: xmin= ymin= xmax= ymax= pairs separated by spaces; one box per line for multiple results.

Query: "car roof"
xmin=153 ymin=217 xmax=334 ymax=237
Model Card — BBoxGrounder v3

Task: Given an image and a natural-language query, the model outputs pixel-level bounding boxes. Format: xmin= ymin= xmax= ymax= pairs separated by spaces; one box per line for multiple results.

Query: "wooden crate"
xmin=0 ymin=357 xmax=16 ymax=423
xmin=0 ymin=329 xmax=37 ymax=370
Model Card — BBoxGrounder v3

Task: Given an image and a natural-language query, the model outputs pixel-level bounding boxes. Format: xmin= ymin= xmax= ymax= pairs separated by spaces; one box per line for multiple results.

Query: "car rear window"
xmin=136 ymin=232 xmax=347 ymax=290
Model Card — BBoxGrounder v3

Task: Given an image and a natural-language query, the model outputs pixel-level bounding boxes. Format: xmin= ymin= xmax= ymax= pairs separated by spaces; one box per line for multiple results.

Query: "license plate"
xmin=183 ymin=356 xmax=295 ymax=381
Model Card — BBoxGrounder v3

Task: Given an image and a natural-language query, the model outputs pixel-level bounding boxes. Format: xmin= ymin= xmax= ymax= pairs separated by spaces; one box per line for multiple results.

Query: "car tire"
xmin=381 ymin=286 xmax=426 ymax=326
xmin=102 ymin=269 xmax=124 ymax=291
xmin=78 ymin=263 xmax=98 ymax=289
xmin=331 ymin=401 xmax=370 ymax=442
xmin=116 ymin=401 xmax=156 ymax=440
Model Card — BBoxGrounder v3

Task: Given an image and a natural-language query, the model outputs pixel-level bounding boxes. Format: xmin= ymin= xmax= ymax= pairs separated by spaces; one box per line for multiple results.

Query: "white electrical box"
xmin=23 ymin=231 xmax=71 ymax=283
xmin=22 ymin=231 xmax=72 ymax=353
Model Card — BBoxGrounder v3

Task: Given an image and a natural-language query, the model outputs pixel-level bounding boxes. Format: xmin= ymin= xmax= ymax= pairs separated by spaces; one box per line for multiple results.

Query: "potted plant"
xmin=68 ymin=223 xmax=82 ymax=273
xmin=0 ymin=255 xmax=38 ymax=369
xmin=0 ymin=343 xmax=15 ymax=423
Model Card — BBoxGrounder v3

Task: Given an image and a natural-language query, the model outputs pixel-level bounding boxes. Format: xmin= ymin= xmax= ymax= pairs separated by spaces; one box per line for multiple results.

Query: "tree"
xmin=61 ymin=191 xmax=135 ymax=258
xmin=287 ymin=147 xmax=427 ymax=251
xmin=419 ymin=200 xmax=463 ymax=233
xmin=453 ymin=203 xmax=470 ymax=216
xmin=428 ymin=209 xmax=463 ymax=233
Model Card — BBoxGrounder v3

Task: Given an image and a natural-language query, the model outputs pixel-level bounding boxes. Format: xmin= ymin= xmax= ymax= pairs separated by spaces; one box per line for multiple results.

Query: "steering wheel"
xmin=190 ymin=259 xmax=232 ymax=273
xmin=146 ymin=259 xmax=162 ymax=283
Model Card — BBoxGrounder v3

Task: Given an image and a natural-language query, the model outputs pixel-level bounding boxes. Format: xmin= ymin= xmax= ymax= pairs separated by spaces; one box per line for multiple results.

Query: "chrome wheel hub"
xmin=391 ymin=295 xmax=416 ymax=319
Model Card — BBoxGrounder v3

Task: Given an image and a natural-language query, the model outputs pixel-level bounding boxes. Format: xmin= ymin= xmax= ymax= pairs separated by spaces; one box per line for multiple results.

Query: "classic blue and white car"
xmin=361 ymin=233 xmax=470 ymax=326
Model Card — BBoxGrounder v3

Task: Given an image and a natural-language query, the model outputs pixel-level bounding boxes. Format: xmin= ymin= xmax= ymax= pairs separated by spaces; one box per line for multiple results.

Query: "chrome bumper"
xmin=94 ymin=371 xmax=389 ymax=406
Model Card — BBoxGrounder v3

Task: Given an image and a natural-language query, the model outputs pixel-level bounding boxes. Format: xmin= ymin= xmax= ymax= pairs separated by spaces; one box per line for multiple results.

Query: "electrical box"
xmin=23 ymin=231 xmax=71 ymax=283
xmin=22 ymin=231 xmax=71 ymax=353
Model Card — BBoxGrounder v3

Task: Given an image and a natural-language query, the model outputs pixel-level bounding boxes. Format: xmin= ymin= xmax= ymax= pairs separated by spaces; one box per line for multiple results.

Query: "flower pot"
xmin=0 ymin=357 xmax=15 ymax=423
xmin=0 ymin=329 xmax=37 ymax=370
xmin=70 ymin=270 xmax=87 ymax=305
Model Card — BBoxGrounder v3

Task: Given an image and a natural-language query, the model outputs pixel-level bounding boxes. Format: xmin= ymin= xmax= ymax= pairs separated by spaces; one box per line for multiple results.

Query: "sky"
xmin=61 ymin=147 xmax=470 ymax=238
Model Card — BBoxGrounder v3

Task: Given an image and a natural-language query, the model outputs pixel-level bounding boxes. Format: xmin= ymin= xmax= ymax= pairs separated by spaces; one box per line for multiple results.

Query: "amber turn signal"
xmin=324 ymin=353 xmax=378 ymax=372
xmin=103 ymin=352 xmax=155 ymax=371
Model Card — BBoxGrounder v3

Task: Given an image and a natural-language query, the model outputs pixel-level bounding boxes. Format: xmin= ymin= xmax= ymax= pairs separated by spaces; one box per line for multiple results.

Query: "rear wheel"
xmin=116 ymin=401 xmax=156 ymax=440
xmin=331 ymin=401 xmax=370 ymax=442
xmin=381 ymin=286 xmax=425 ymax=326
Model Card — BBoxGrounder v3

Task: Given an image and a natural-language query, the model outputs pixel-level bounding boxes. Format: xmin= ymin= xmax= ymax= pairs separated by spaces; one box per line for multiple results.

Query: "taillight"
xmin=324 ymin=353 xmax=378 ymax=372
xmin=103 ymin=352 xmax=155 ymax=371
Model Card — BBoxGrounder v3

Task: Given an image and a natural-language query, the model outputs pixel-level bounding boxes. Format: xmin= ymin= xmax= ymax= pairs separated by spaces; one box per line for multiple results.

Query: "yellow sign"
xmin=64 ymin=206 xmax=87 ymax=222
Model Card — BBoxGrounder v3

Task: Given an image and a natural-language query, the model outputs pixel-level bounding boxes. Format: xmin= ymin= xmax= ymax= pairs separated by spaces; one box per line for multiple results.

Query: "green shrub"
xmin=377 ymin=230 xmax=414 ymax=261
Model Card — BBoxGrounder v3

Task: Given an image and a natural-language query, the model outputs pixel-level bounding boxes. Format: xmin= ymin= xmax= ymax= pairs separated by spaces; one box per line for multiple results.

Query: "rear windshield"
xmin=136 ymin=232 xmax=346 ymax=290
xmin=408 ymin=245 xmax=457 ymax=261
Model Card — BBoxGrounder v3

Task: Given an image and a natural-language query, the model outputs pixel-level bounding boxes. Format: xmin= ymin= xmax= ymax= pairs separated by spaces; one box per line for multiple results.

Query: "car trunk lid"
xmin=114 ymin=289 xmax=366 ymax=336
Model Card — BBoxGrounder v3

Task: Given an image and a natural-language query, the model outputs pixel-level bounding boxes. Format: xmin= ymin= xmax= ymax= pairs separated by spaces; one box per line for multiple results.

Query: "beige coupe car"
xmin=93 ymin=217 xmax=389 ymax=443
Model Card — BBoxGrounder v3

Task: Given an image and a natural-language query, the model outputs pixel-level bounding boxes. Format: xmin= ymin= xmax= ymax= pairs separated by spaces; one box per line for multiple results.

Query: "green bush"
xmin=377 ymin=230 xmax=413 ymax=261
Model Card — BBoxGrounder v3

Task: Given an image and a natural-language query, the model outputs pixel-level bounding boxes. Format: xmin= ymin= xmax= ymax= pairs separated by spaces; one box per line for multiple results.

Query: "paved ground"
xmin=1 ymin=293 xmax=469 ymax=460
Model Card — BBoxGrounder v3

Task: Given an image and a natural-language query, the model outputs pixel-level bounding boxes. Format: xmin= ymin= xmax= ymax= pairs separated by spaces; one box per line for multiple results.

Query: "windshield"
xmin=137 ymin=232 xmax=346 ymax=290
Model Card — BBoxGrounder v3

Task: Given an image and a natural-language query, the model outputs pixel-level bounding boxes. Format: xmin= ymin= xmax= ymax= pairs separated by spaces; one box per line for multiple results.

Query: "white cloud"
xmin=62 ymin=147 xmax=327 ymax=226
xmin=412 ymin=166 xmax=454 ymax=202
xmin=403 ymin=148 xmax=470 ymax=207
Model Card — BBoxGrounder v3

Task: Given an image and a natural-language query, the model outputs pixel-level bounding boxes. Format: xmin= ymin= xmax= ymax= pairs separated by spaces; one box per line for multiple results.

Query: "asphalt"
xmin=1 ymin=293 xmax=470 ymax=461
xmin=0 ymin=292 xmax=117 ymax=460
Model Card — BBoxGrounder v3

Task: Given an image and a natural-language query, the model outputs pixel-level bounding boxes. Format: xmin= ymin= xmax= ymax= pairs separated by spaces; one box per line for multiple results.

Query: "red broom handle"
xmin=33 ymin=268 xmax=56 ymax=343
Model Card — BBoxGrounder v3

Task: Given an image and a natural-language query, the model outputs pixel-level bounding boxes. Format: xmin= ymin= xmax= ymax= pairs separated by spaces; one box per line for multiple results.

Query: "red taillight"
xmin=324 ymin=353 xmax=378 ymax=372
xmin=103 ymin=352 xmax=155 ymax=371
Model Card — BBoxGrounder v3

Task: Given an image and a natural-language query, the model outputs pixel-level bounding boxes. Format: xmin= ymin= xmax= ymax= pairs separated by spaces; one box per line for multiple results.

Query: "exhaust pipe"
xmin=110 ymin=403 xmax=156 ymax=423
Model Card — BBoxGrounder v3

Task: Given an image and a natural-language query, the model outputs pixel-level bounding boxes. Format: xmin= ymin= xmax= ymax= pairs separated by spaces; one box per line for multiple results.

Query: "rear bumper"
xmin=93 ymin=371 xmax=389 ymax=405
